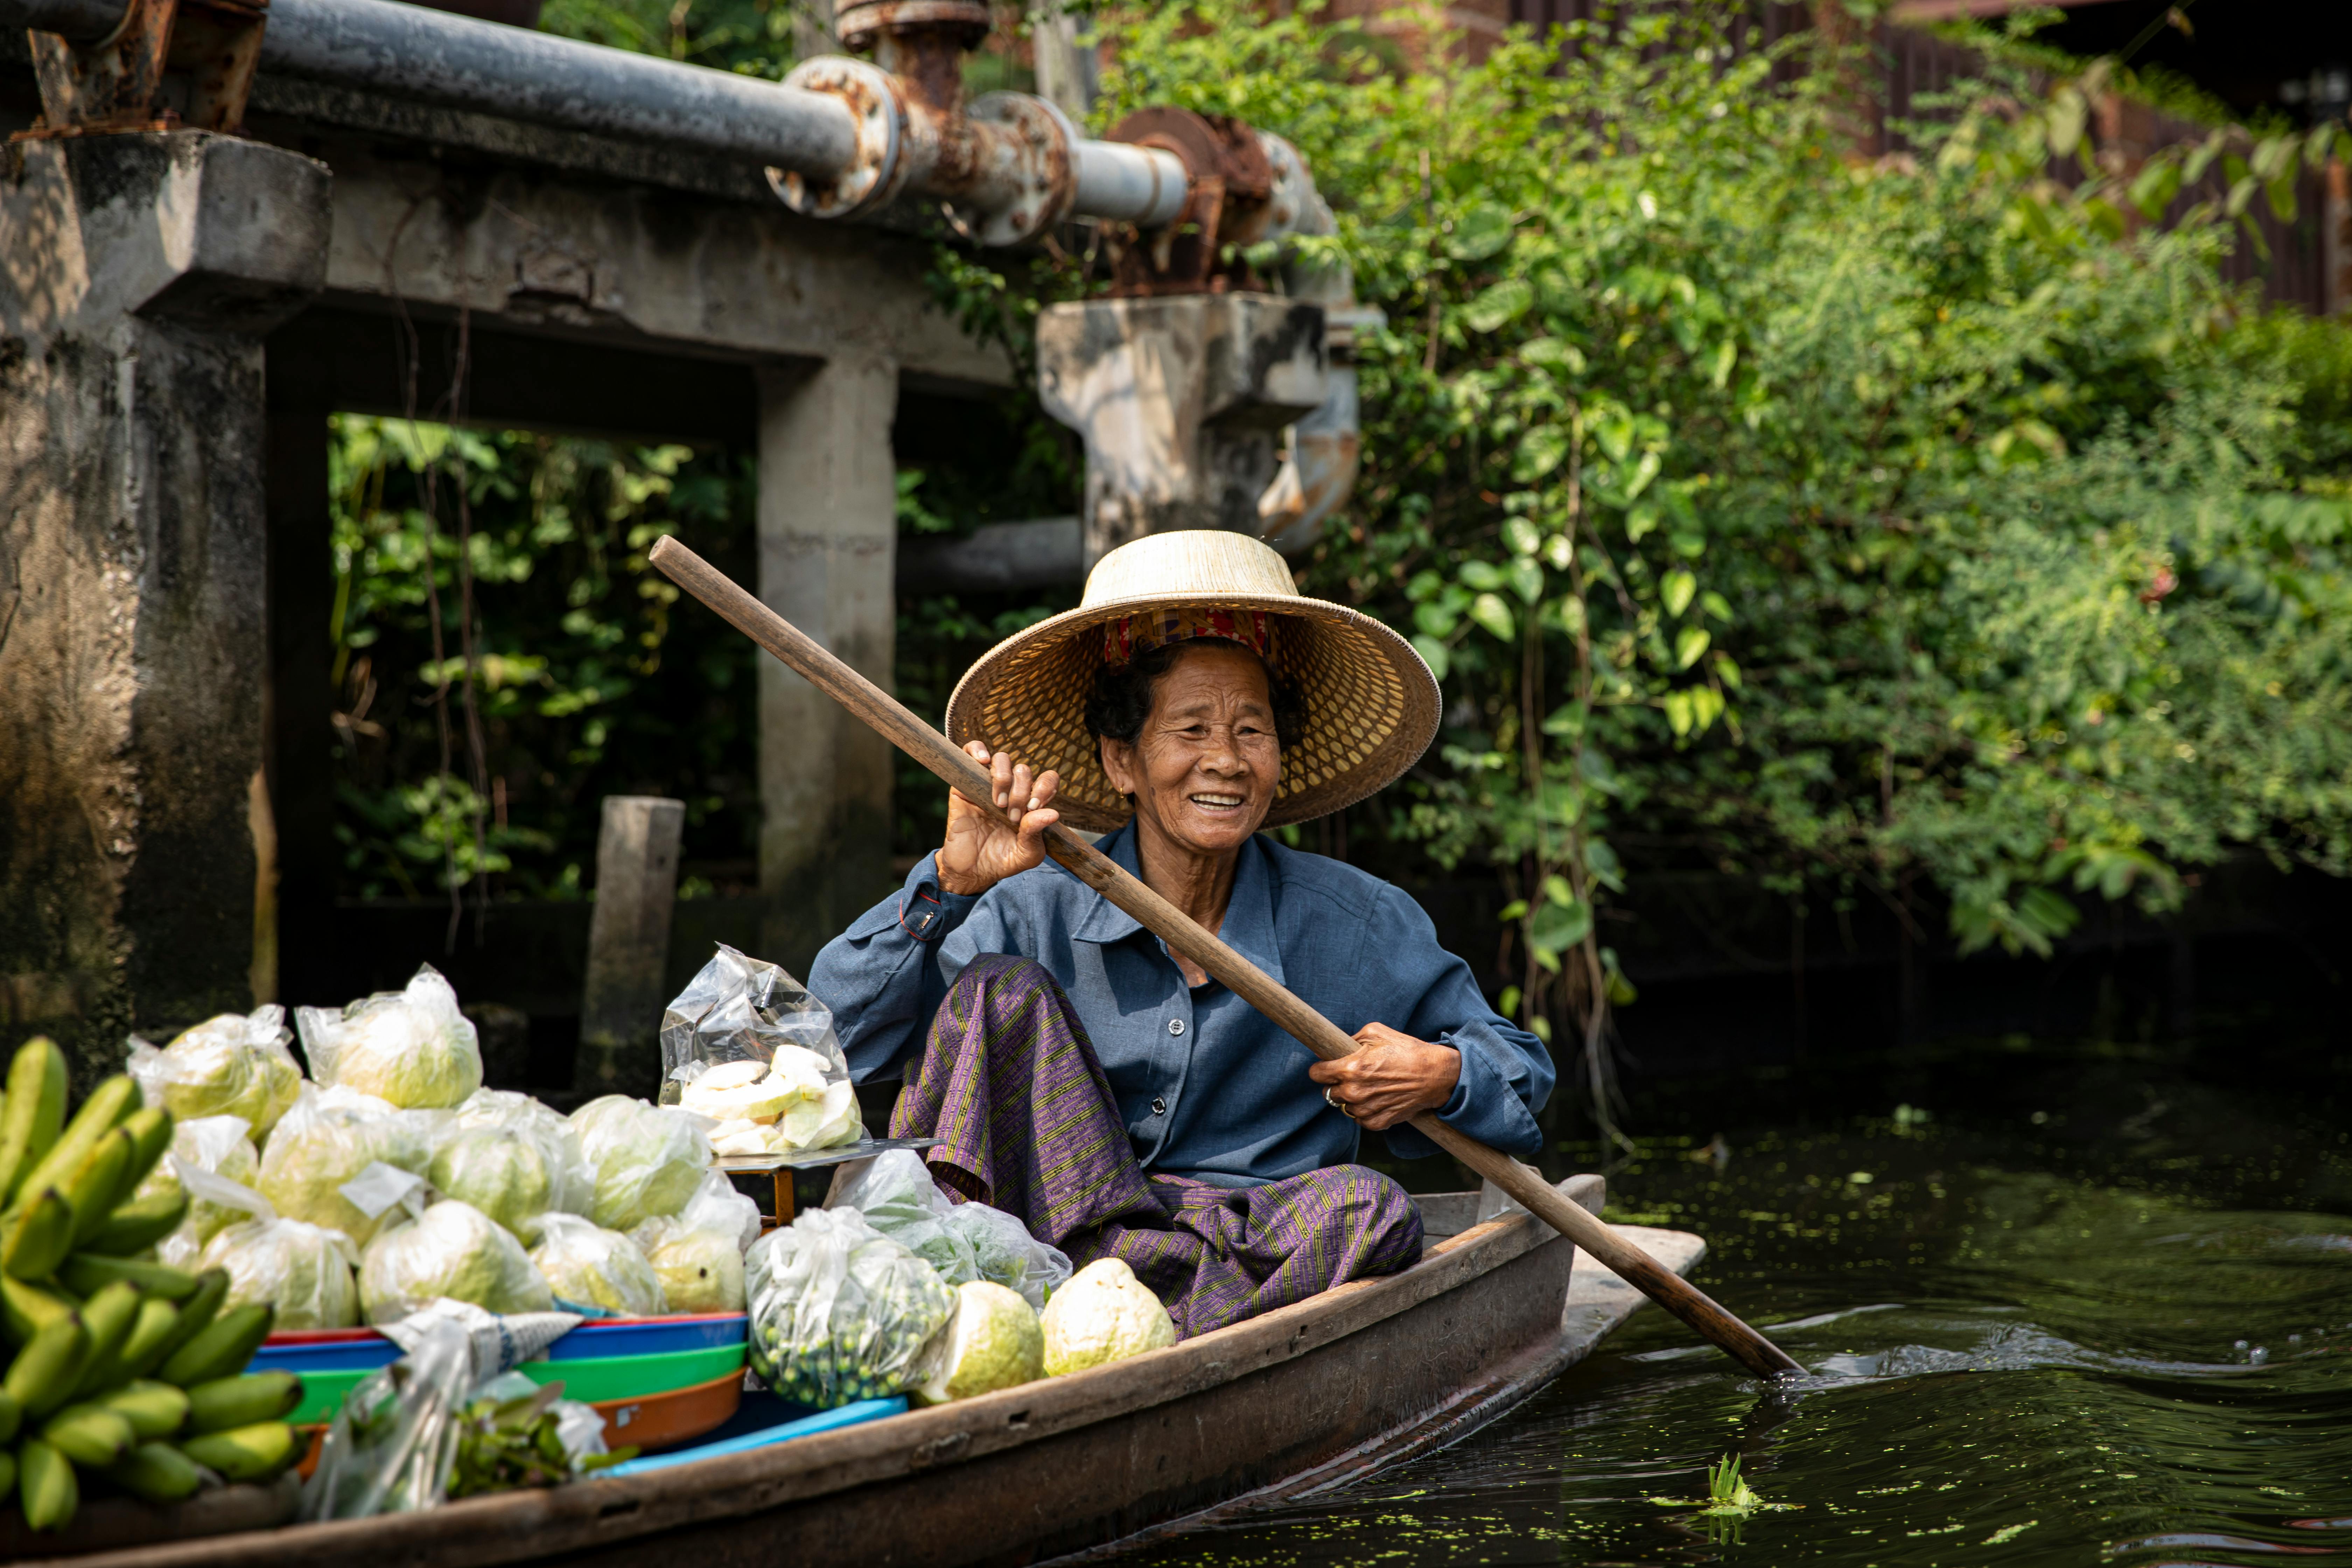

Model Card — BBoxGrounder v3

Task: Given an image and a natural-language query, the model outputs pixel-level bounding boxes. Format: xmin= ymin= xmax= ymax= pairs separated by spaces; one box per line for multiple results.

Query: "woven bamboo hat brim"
xmin=944 ymin=532 xmax=1441 ymax=833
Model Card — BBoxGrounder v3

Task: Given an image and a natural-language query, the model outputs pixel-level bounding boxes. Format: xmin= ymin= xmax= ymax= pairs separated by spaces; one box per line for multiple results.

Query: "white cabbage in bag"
xmin=568 ymin=1096 xmax=711 ymax=1232
xmin=182 ymin=1167 xmax=362 ymax=1329
xmin=126 ymin=1006 xmax=303 ymax=1141
xmin=442 ymin=1088 xmax=594 ymax=1218
xmin=139 ymin=1114 xmax=260 ymax=1261
xmin=258 ymin=1085 xmax=437 ymax=1248
xmin=359 ymin=1199 xmax=554 ymax=1324
xmin=298 ymin=965 xmax=484 ymax=1110
xmin=629 ymin=1169 xmax=759 ymax=1314
xmin=527 ymin=1213 xmax=666 ymax=1318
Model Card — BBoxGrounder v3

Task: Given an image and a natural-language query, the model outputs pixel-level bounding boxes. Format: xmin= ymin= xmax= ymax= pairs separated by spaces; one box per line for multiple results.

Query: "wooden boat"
xmin=33 ymin=1177 xmax=1704 ymax=1568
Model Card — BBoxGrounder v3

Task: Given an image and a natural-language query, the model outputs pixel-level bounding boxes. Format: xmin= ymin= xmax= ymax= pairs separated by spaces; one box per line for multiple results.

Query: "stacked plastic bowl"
xmin=254 ymin=1314 xmax=750 ymax=1452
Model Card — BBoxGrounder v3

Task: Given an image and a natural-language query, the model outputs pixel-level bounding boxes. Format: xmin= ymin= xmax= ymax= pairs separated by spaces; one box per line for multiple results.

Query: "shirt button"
xmin=1151 ymin=1096 xmax=1168 ymax=1116
xmin=1168 ymin=1018 xmax=1185 ymax=1037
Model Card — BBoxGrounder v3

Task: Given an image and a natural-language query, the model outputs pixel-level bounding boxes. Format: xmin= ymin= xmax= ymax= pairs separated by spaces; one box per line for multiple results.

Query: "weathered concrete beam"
xmin=0 ymin=132 xmax=329 ymax=1077
xmin=291 ymin=126 xmax=1007 ymax=392
xmin=896 ymin=517 xmax=1082 ymax=594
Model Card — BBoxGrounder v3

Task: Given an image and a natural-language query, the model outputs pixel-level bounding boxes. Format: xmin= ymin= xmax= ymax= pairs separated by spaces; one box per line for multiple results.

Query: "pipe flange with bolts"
xmin=942 ymin=92 xmax=1078 ymax=248
xmin=771 ymin=55 xmax=906 ymax=221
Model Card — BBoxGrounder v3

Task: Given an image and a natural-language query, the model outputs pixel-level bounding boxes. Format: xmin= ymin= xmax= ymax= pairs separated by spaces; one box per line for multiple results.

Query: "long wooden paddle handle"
xmin=649 ymin=536 xmax=1800 ymax=1380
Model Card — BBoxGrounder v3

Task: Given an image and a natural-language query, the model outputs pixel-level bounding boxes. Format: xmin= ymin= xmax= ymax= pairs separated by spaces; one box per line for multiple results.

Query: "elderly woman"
xmin=810 ymin=533 xmax=1552 ymax=1337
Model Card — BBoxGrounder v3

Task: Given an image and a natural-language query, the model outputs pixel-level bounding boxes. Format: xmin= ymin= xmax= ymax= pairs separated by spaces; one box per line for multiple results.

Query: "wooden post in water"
xmin=576 ymin=795 xmax=685 ymax=1098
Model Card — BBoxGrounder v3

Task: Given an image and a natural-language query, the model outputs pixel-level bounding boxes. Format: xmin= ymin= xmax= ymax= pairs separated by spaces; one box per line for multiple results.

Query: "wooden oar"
xmin=649 ymin=535 xmax=1801 ymax=1380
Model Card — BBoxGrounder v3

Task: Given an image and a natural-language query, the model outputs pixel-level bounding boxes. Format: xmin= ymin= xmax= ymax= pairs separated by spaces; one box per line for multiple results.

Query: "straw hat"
xmin=943 ymin=532 xmax=1441 ymax=833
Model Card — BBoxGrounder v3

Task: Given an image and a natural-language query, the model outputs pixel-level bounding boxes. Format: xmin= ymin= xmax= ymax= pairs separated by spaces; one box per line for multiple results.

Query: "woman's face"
xmin=1099 ymin=642 xmax=1281 ymax=860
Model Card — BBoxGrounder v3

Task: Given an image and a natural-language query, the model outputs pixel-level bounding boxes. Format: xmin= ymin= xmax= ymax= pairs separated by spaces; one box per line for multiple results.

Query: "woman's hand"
xmin=1307 ymin=1023 xmax=1460 ymax=1132
xmin=937 ymin=742 xmax=1061 ymax=897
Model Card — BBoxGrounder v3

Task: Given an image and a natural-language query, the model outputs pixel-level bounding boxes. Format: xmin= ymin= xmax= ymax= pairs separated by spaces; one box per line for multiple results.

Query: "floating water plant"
xmin=1704 ymin=1454 xmax=1759 ymax=1514
xmin=1648 ymin=1453 xmax=1800 ymax=1524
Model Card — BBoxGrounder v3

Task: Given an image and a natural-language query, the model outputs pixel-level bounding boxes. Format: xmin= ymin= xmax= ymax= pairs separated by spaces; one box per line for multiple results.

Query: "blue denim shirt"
xmin=808 ymin=823 xmax=1555 ymax=1187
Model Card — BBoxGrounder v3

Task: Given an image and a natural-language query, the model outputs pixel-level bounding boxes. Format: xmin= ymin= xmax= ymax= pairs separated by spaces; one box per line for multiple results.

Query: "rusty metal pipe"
xmin=1074 ymin=139 xmax=1187 ymax=227
xmin=262 ymin=0 xmax=861 ymax=172
xmin=0 ymin=0 xmax=864 ymax=174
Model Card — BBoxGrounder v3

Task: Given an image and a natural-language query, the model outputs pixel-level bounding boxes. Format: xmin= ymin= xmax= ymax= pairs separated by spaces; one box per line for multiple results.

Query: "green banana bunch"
xmin=0 ymin=1050 xmax=308 ymax=1536
xmin=0 ymin=1040 xmax=69 ymax=1209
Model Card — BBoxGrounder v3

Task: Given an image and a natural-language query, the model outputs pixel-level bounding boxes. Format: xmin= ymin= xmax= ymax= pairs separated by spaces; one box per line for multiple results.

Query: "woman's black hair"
xmin=1085 ymin=637 xmax=1307 ymax=756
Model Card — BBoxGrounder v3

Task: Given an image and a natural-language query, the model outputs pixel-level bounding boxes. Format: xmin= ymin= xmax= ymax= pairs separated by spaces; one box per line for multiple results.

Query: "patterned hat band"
xmin=1101 ymin=607 xmax=1278 ymax=667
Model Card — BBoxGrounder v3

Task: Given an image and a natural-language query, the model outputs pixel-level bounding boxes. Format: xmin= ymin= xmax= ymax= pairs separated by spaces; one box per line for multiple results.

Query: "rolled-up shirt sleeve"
xmin=1364 ymin=886 xmax=1555 ymax=1163
xmin=810 ymin=853 xmax=996 ymax=1083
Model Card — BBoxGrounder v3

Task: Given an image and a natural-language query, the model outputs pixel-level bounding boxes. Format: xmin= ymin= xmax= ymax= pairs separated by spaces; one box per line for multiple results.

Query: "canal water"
xmin=1120 ymin=1038 xmax=2352 ymax=1567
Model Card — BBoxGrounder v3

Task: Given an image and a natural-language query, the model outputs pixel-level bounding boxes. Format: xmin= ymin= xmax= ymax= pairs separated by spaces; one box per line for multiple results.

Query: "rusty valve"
xmin=771 ymin=0 xmax=1183 ymax=245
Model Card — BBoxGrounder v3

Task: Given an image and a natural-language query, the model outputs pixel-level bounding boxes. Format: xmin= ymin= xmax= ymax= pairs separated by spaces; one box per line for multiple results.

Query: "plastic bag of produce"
xmin=745 ymin=1206 xmax=954 ymax=1408
xmin=660 ymin=943 xmax=844 ymax=1088
xmin=630 ymin=1169 xmax=759 ymax=1313
xmin=835 ymin=1150 xmax=1070 ymax=1311
xmin=359 ymin=1198 xmax=555 ymax=1324
xmin=448 ymin=1371 xmax=622 ymax=1499
xmin=126 ymin=1004 xmax=303 ymax=1140
xmin=526 ymin=1213 xmax=666 ymax=1318
xmin=661 ymin=946 xmax=866 ymax=1154
xmin=298 ymin=964 xmax=484 ymax=1110
xmin=302 ymin=1317 xmax=474 ymax=1520
xmin=910 ymin=1280 xmax=1045 ymax=1405
xmin=138 ymin=1113 xmax=260 ymax=1262
xmin=181 ymin=1166 xmax=362 ymax=1329
xmin=568 ymin=1095 xmax=712 ymax=1231
xmin=442 ymin=1088 xmax=595 ymax=1218
xmin=258 ymin=1084 xmax=437 ymax=1247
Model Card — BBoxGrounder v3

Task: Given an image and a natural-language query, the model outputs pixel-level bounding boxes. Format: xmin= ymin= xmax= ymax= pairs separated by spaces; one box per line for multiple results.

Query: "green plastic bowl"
xmin=516 ymin=1342 xmax=746 ymax=1404
xmin=286 ymin=1342 xmax=746 ymax=1426
xmin=289 ymin=1367 xmax=370 ymax=1427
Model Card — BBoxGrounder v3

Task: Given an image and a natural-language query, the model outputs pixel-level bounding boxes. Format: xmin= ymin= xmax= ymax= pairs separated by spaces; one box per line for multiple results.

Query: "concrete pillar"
xmin=1034 ymin=294 xmax=1326 ymax=568
xmin=755 ymin=354 xmax=899 ymax=976
xmin=0 ymin=132 xmax=329 ymax=1079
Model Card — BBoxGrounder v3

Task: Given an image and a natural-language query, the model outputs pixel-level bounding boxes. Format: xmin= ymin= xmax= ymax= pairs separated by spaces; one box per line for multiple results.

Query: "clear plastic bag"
xmin=835 ymin=1150 xmax=1070 ymax=1311
xmin=138 ymin=1114 xmax=260 ymax=1262
xmin=568 ymin=1095 xmax=713 ymax=1232
xmin=126 ymin=1006 xmax=303 ymax=1142
xmin=447 ymin=1372 xmax=616 ymax=1499
xmin=744 ymin=1206 xmax=954 ymax=1408
xmin=257 ymin=1084 xmax=438 ymax=1247
xmin=660 ymin=944 xmax=844 ymax=1088
xmin=526 ymin=1213 xmax=666 ymax=1318
xmin=301 ymin=1317 xmax=473 ymax=1520
xmin=358 ymin=1199 xmax=555 ymax=1325
xmin=660 ymin=947 xmax=865 ymax=1155
xmin=182 ymin=1167 xmax=362 ymax=1329
xmin=297 ymin=964 xmax=484 ymax=1111
xmin=441 ymin=1088 xmax=595 ymax=1220
xmin=630 ymin=1169 xmax=758 ymax=1314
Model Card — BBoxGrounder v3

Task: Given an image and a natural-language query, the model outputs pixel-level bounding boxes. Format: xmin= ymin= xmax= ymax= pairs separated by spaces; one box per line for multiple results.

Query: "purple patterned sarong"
xmin=888 ymin=954 xmax=1423 ymax=1338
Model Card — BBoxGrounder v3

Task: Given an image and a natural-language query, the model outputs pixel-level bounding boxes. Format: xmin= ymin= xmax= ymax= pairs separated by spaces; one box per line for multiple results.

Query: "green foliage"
xmin=1092 ymin=0 xmax=2352 ymax=1047
xmin=328 ymin=415 xmax=760 ymax=899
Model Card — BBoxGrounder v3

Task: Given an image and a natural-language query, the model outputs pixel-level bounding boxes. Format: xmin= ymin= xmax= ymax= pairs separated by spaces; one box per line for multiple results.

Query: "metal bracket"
xmin=18 ymin=0 xmax=266 ymax=138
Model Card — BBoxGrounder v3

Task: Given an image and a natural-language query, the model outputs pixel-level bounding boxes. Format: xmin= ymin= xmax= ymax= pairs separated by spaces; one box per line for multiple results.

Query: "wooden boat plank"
xmin=33 ymin=1177 xmax=1696 ymax=1568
